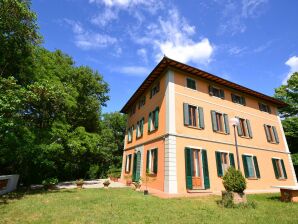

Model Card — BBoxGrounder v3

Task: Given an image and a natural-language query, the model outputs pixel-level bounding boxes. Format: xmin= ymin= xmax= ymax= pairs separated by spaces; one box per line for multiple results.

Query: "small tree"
xmin=223 ymin=167 xmax=246 ymax=193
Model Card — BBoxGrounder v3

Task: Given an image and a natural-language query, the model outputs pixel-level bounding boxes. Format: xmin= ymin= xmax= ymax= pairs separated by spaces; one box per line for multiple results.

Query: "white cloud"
xmin=283 ymin=56 xmax=298 ymax=84
xmin=137 ymin=48 xmax=148 ymax=63
xmin=117 ymin=66 xmax=150 ymax=76
xmin=91 ymin=8 xmax=119 ymax=27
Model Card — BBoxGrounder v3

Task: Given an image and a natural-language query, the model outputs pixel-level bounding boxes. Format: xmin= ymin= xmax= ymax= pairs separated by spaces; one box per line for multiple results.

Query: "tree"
xmin=275 ymin=72 xmax=298 ymax=164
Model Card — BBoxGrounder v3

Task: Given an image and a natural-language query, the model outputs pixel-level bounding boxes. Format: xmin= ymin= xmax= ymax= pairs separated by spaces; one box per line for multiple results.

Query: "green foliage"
xmin=42 ymin=178 xmax=58 ymax=186
xmin=223 ymin=167 xmax=247 ymax=193
xmin=292 ymin=154 xmax=298 ymax=166
xmin=107 ymin=166 xmax=121 ymax=178
xmin=88 ymin=164 xmax=100 ymax=179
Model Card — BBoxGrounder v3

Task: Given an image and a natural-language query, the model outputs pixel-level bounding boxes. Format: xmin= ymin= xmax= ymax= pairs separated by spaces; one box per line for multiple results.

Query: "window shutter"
xmin=224 ymin=114 xmax=230 ymax=134
xmin=209 ymin=85 xmax=213 ymax=96
xmin=148 ymin=112 xmax=152 ymax=132
xmin=140 ymin=118 xmax=144 ymax=135
xmin=229 ymin=153 xmax=235 ymax=168
xmin=185 ymin=148 xmax=193 ymax=189
xmin=153 ymin=148 xmax=158 ymax=174
xmin=241 ymin=96 xmax=246 ymax=106
xmin=125 ymin=155 xmax=128 ymax=172
xmin=246 ymin=119 xmax=252 ymax=138
xmin=272 ymin=126 xmax=279 ymax=143
xmin=154 ymin=107 xmax=159 ymax=129
xmin=281 ymin=159 xmax=287 ymax=179
xmin=253 ymin=156 xmax=260 ymax=178
xmin=146 ymin=150 xmax=150 ymax=173
xmin=136 ymin=121 xmax=139 ymax=138
xmin=215 ymin=151 xmax=223 ymax=177
xmin=220 ymin=89 xmax=225 ymax=99
xmin=201 ymin=149 xmax=210 ymax=189
xmin=272 ymin=158 xmax=279 ymax=179
xmin=198 ymin=107 xmax=204 ymax=129
xmin=183 ymin=103 xmax=189 ymax=126
xmin=211 ymin=110 xmax=218 ymax=131
xmin=264 ymin=124 xmax=270 ymax=142
xmin=236 ymin=117 xmax=243 ymax=136
xmin=242 ymin=155 xmax=249 ymax=178
xmin=132 ymin=153 xmax=137 ymax=181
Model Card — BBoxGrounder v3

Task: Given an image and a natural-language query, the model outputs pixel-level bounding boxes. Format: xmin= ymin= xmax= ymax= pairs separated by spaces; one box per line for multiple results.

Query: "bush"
xmin=107 ymin=166 xmax=121 ymax=178
xmin=223 ymin=167 xmax=246 ymax=193
xmin=88 ymin=164 xmax=100 ymax=179
xmin=42 ymin=177 xmax=58 ymax=186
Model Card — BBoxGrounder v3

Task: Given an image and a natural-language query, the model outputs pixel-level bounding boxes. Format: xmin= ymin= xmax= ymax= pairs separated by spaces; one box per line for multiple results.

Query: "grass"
xmin=1 ymin=188 xmax=298 ymax=224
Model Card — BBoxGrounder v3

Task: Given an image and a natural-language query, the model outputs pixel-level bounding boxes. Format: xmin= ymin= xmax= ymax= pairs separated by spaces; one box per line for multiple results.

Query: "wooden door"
xmin=191 ymin=149 xmax=202 ymax=189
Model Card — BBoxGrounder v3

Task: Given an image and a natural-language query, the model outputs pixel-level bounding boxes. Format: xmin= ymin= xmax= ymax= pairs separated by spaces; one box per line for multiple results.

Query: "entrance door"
xmin=132 ymin=151 xmax=141 ymax=182
xmin=185 ymin=148 xmax=202 ymax=190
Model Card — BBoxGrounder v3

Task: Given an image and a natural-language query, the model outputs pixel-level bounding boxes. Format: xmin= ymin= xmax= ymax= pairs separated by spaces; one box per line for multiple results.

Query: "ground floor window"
xmin=242 ymin=154 xmax=260 ymax=179
xmin=146 ymin=148 xmax=158 ymax=175
xmin=125 ymin=154 xmax=132 ymax=173
xmin=272 ymin=158 xmax=287 ymax=179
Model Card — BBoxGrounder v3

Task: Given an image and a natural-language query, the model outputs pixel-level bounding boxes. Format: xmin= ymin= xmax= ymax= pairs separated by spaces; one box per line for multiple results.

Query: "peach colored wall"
xmin=176 ymin=137 xmax=295 ymax=194
xmin=174 ymin=70 xmax=286 ymax=152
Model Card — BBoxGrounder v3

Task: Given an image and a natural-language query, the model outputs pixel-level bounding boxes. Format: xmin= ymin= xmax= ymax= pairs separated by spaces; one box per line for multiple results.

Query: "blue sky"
xmin=32 ymin=0 xmax=298 ymax=113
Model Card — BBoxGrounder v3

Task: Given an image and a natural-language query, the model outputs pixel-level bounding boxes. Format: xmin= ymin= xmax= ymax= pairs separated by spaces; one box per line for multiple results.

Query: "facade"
xmin=120 ymin=57 xmax=297 ymax=194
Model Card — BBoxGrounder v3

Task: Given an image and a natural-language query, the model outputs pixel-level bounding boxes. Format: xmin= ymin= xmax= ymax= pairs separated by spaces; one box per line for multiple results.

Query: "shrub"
xmin=107 ymin=166 xmax=121 ymax=178
xmin=42 ymin=177 xmax=58 ymax=186
xmin=88 ymin=164 xmax=100 ymax=179
xmin=223 ymin=167 xmax=246 ymax=193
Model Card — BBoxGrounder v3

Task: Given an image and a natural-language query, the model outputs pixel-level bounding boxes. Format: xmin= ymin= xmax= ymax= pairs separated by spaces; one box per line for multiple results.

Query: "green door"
xmin=132 ymin=152 xmax=141 ymax=182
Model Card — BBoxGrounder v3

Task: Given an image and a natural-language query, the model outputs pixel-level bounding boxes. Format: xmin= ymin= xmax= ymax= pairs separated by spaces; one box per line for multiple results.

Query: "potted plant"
xmin=103 ymin=180 xmax=110 ymax=189
xmin=132 ymin=180 xmax=142 ymax=191
xmin=42 ymin=178 xmax=58 ymax=190
xmin=124 ymin=175 xmax=132 ymax=186
xmin=75 ymin=179 xmax=84 ymax=189
xmin=107 ymin=166 xmax=121 ymax=182
xmin=222 ymin=167 xmax=247 ymax=206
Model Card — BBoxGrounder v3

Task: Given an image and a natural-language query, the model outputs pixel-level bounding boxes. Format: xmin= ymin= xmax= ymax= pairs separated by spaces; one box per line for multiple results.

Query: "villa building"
xmin=120 ymin=56 xmax=297 ymax=194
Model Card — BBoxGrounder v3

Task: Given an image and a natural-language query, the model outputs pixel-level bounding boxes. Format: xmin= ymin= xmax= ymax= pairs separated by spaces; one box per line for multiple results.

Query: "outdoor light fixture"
xmin=230 ymin=117 xmax=241 ymax=171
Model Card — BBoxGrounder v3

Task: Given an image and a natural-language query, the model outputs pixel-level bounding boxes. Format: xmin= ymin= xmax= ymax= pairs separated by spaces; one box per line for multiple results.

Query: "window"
xmin=272 ymin=158 xmax=287 ymax=179
xmin=183 ymin=103 xmax=204 ymax=129
xmin=211 ymin=110 xmax=229 ymax=134
xmin=242 ymin=155 xmax=260 ymax=179
xmin=231 ymin=93 xmax=246 ymax=105
xmin=209 ymin=85 xmax=224 ymax=99
xmin=148 ymin=107 xmax=159 ymax=132
xmin=259 ymin=103 xmax=271 ymax=113
xmin=129 ymin=105 xmax=136 ymax=117
xmin=146 ymin=148 xmax=158 ymax=174
xmin=264 ymin=124 xmax=279 ymax=144
xmin=150 ymin=82 xmax=160 ymax=98
xmin=125 ymin=154 xmax=132 ymax=173
xmin=236 ymin=117 xmax=253 ymax=138
xmin=127 ymin=126 xmax=134 ymax=143
xmin=136 ymin=118 xmax=144 ymax=138
xmin=215 ymin=151 xmax=235 ymax=177
xmin=186 ymin=78 xmax=196 ymax=90
xmin=138 ymin=96 xmax=146 ymax=109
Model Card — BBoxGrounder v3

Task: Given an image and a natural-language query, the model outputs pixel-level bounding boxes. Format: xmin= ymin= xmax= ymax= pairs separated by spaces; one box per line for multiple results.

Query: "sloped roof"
xmin=120 ymin=56 xmax=287 ymax=113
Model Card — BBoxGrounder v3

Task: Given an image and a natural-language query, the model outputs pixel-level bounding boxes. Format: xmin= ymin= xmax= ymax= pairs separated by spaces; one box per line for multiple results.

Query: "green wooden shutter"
xmin=264 ymin=124 xmax=270 ymax=142
xmin=253 ymin=156 xmax=260 ymax=178
xmin=198 ymin=107 xmax=204 ymax=129
xmin=153 ymin=148 xmax=158 ymax=174
xmin=215 ymin=151 xmax=223 ymax=177
xmin=272 ymin=158 xmax=279 ymax=179
xmin=246 ymin=119 xmax=253 ymax=138
xmin=183 ymin=103 xmax=189 ymax=125
xmin=154 ymin=107 xmax=159 ymax=129
xmin=211 ymin=110 xmax=218 ymax=131
xmin=136 ymin=121 xmax=139 ymax=138
xmin=236 ymin=117 xmax=243 ymax=136
xmin=272 ymin=126 xmax=279 ymax=143
xmin=229 ymin=153 xmax=235 ymax=168
xmin=135 ymin=152 xmax=141 ymax=181
xmin=224 ymin=114 xmax=230 ymax=134
xmin=220 ymin=89 xmax=225 ymax=99
xmin=281 ymin=159 xmax=287 ymax=179
xmin=148 ymin=112 xmax=152 ymax=132
xmin=132 ymin=153 xmax=137 ymax=181
xmin=146 ymin=150 xmax=150 ymax=173
xmin=185 ymin=148 xmax=193 ymax=189
xmin=140 ymin=118 xmax=144 ymax=136
xmin=201 ymin=149 xmax=210 ymax=189
xmin=242 ymin=155 xmax=249 ymax=178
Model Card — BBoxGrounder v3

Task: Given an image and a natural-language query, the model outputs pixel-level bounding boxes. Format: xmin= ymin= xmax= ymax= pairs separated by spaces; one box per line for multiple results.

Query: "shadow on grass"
xmin=266 ymin=195 xmax=281 ymax=202
xmin=0 ymin=188 xmax=74 ymax=205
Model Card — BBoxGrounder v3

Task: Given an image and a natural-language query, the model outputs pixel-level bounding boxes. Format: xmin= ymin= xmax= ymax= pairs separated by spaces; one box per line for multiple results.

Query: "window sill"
xmin=214 ymin=131 xmax=228 ymax=135
xmin=268 ymin=141 xmax=279 ymax=145
xmin=146 ymin=173 xmax=157 ymax=177
xmin=247 ymin=177 xmax=259 ymax=180
xmin=127 ymin=141 xmax=133 ymax=144
xmin=239 ymin=135 xmax=252 ymax=139
xmin=277 ymin=178 xmax=287 ymax=181
xmin=185 ymin=125 xmax=204 ymax=130
xmin=185 ymin=86 xmax=197 ymax=92
xmin=148 ymin=129 xmax=158 ymax=134
xmin=210 ymin=95 xmax=224 ymax=100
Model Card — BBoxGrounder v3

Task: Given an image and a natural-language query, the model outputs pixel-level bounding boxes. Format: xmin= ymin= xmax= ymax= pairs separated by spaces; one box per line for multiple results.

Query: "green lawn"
xmin=1 ymin=188 xmax=297 ymax=224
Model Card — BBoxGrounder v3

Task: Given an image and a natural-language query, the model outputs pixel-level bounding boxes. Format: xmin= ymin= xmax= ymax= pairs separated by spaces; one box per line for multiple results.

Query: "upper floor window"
xmin=236 ymin=117 xmax=253 ymax=138
xmin=209 ymin=85 xmax=224 ymax=99
xmin=272 ymin=158 xmax=287 ymax=179
xmin=150 ymin=82 xmax=160 ymax=98
xmin=211 ymin=110 xmax=229 ymax=134
xmin=146 ymin=148 xmax=158 ymax=175
xmin=231 ymin=93 xmax=246 ymax=106
xmin=129 ymin=105 xmax=136 ymax=117
xmin=136 ymin=118 xmax=144 ymax=139
xmin=242 ymin=154 xmax=260 ymax=179
xmin=183 ymin=103 xmax=204 ymax=129
xmin=186 ymin=78 xmax=196 ymax=90
xmin=127 ymin=126 xmax=134 ymax=143
xmin=215 ymin=151 xmax=235 ymax=177
xmin=125 ymin=154 xmax=132 ymax=173
xmin=138 ymin=96 xmax=146 ymax=109
xmin=264 ymin=124 xmax=279 ymax=144
xmin=259 ymin=102 xmax=271 ymax=113
xmin=148 ymin=107 xmax=159 ymax=133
